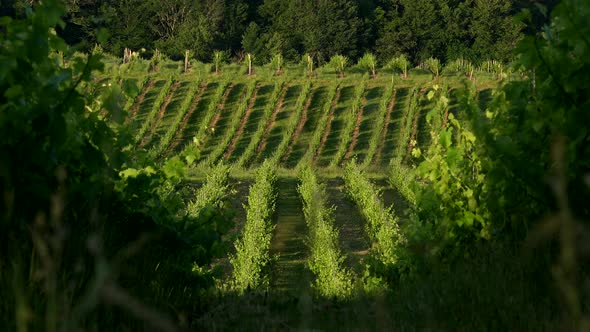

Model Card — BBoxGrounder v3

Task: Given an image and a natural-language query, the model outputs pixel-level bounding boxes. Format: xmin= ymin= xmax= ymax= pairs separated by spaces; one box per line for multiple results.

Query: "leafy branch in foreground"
xmin=231 ymin=160 xmax=277 ymax=291
xmin=298 ymin=167 xmax=352 ymax=298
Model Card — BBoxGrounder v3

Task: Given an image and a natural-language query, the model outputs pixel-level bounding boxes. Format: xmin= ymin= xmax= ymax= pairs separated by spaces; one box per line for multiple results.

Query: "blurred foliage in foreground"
xmin=0 ymin=1 xmax=234 ymax=330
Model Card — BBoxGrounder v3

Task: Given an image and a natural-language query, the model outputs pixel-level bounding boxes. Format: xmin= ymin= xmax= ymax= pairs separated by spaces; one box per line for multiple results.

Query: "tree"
xmin=386 ymin=54 xmax=410 ymax=79
xmin=213 ymin=50 xmax=226 ymax=74
xmin=425 ymin=57 xmax=441 ymax=79
xmin=242 ymin=22 xmax=266 ymax=63
xmin=468 ymin=0 xmax=523 ymax=62
xmin=301 ymin=0 xmax=361 ymax=62
xmin=358 ymin=52 xmax=378 ymax=78
xmin=270 ymin=53 xmax=283 ymax=75
xmin=329 ymin=54 xmax=349 ymax=78
xmin=376 ymin=0 xmax=442 ymax=63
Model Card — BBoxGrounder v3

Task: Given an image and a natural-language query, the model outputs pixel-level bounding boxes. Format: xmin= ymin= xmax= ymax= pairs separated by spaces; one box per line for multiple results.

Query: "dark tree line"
xmin=1 ymin=0 xmax=559 ymax=64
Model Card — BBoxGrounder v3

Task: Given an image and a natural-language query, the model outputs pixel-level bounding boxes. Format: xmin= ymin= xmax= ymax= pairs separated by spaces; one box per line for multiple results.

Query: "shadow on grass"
xmin=193 ymin=243 xmax=559 ymax=331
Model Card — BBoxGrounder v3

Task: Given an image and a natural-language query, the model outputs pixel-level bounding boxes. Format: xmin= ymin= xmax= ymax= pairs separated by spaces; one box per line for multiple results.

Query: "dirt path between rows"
xmin=139 ymin=81 xmax=180 ymax=148
xmin=374 ymin=90 xmax=397 ymax=164
xmin=165 ymin=81 xmax=208 ymax=155
xmin=325 ymin=178 xmax=369 ymax=275
xmin=313 ymin=87 xmax=341 ymax=163
xmin=126 ymin=79 xmax=156 ymax=123
xmin=208 ymin=83 xmax=236 ymax=131
xmin=257 ymin=87 xmax=288 ymax=154
xmin=224 ymin=85 xmax=260 ymax=159
xmin=343 ymin=97 xmax=367 ymax=163
xmin=282 ymin=91 xmax=314 ymax=162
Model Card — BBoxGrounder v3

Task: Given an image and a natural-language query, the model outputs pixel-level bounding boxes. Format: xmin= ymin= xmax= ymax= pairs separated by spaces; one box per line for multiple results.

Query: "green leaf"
xmin=96 ymin=28 xmax=110 ymax=45
xmin=4 ymin=85 xmax=23 ymax=99
xmin=122 ymin=79 xmax=140 ymax=98
xmin=427 ymin=90 xmax=435 ymax=100
xmin=120 ymin=168 xmax=141 ymax=178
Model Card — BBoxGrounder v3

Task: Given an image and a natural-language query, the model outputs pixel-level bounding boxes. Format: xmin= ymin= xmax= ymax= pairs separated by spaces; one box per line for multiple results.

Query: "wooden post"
xmin=184 ymin=50 xmax=190 ymax=73
xmin=247 ymin=53 xmax=252 ymax=76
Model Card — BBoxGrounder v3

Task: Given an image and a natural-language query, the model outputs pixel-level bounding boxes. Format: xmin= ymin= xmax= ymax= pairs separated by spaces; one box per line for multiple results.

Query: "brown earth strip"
xmin=208 ymin=83 xmax=236 ymax=131
xmin=223 ymin=84 xmax=260 ymax=159
xmin=313 ymin=87 xmax=341 ymax=162
xmin=126 ymin=79 xmax=156 ymax=124
xmin=374 ymin=89 xmax=397 ymax=163
xmin=165 ymin=81 xmax=208 ymax=155
xmin=256 ymin=87 xmax=288 ymax=154
xmin=343 ymin=97 xmax=367 ymax=162
xmin=281 ymin=90 xmax=314 ymax=162
xmin=139 ymin=81 xmax=180 ymax=148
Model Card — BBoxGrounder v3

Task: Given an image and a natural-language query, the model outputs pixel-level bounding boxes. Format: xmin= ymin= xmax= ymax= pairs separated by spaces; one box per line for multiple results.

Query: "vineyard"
xmin=121 ymin=67 xmax=495 ymax=174
xmin=4 ymin=0 xmax=589 ymax=330
xmin=116 ymin=66 xmax=498 ymax=303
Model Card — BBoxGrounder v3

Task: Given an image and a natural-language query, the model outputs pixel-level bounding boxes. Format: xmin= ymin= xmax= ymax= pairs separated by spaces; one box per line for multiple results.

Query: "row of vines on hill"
xmin=297 ymin=82 xmax=340 ymax=169
xmin=391 ymin=87 xmax=420 ymax=164
xmin=330 ymin=75 xmax=369 ymax=167
xmin=231 ymin=161 xmax=277 ymax=291
xmin=363 ymin=81 xmax=396 ymax=168
xmin=187 ymin=162 xmax=231 ymax=216
xmin=269 ymin=81 xmax=313 ymax=164
xmin=134 ymin=76 xmax=175 ymax=144
xmin=298 ymin=167 xmax=352 ymax=298
xmin=344 ymin=161 xmax=405 ymax=267
xmin=149 ymin=79 xmax=203 ymax=158
xmin=236 ymin=82 xmax=285 ymax=168
xmin=177 ymin=79 xmax=231 ymax=158
xmin=202 ymin=80 xmax=258 ymax=167
xmin=123 ymin=75 xmax=150 ymax=116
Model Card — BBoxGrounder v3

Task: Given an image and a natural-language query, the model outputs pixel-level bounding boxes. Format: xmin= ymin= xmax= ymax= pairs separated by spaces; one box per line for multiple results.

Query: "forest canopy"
xmin=0 ymin=0 xmax=557 ymax=64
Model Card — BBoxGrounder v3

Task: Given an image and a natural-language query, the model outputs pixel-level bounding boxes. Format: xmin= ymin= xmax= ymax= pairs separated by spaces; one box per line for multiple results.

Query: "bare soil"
xmin=126 ymin=79 xmax=156 ymax=123
xmin=165 ymin=81 xmax=208 ymax=155
xmin=139 ymin=81 xmax=180 ymax=148
xmin=209 ymin=83 xmax=236 ymax=130
xmin=313 ymin=87 xmax=341 ymax=162
xmin=282 ymin=91 xmax=314 ymax=162
xmin=224 ymin=84 xmax=260 ymax=159
xmin=343 ymin=97 xmax=367 ymax=162
xmin=374 ymin=89 xmax=397 ymax=163
xmin=257 ymin=87 xmax=288 ymax=154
